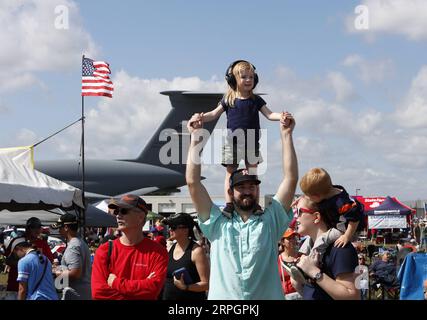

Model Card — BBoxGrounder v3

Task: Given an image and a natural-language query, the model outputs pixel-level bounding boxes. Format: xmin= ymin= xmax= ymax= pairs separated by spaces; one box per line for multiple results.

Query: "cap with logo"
xmin=229 ymin=169 xmax=261 ymax=189
xmin=108 ymin=194 xmax=148 ymax=213
xmin=51 ymin=213 xmax=78 ymax=229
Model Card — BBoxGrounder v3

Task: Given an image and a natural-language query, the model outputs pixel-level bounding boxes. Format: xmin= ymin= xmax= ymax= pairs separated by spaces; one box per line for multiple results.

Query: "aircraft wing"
xmin=115 ymin=187 xmax=159 ymax=197
xmin=85 ymin=187 xmax=160 ymax=202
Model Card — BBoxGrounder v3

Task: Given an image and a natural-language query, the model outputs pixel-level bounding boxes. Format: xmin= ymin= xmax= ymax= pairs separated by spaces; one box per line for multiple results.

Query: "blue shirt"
xmin=318 ymin=185 xmax=365 ymax=231
xmin=198 ymin=196 xmax=292 ymax=300
xmin=303 ymin=243 xmax=358 ymax=300
xmin=17 ymin=250 xmax=58 ymax=300
xmin=221 ymin=95 xmax=266 ymax=142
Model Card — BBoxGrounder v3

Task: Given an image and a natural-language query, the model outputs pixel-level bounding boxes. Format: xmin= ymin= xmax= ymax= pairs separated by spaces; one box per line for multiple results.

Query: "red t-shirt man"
xmin=91 ymin=237 xmax=168 ymax=300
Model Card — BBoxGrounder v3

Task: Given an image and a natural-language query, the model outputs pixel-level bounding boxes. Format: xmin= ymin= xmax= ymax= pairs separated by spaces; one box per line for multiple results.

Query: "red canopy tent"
xmin=354 ymin=196 xmax=416 ymax=234
xmin=353 ymin=196 xmax=415 ymax=214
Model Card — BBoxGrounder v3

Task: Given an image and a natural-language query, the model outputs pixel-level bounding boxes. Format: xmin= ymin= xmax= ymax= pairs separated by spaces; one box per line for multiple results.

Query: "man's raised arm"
xmin=275 ymin=112 xmax=298 ymax=212
xmin=185 ymin=116 xmax=213 ymax=222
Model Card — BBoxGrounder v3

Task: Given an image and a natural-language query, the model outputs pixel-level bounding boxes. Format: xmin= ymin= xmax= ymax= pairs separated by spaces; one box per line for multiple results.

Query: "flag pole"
xmin=81 ymin=54 xmax=86 ymax=237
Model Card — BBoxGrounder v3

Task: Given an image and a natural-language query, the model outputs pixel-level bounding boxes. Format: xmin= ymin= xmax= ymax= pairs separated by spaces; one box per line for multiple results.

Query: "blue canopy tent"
xmin=365 ymin=196 xmax=414 ymax=229
xmin=398 ymin=252 xmax=427 ymax=300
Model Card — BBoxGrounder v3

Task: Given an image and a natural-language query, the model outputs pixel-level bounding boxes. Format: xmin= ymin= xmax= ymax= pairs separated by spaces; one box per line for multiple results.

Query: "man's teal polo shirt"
xmin=198 ymin=196 xmax=293 ymax=300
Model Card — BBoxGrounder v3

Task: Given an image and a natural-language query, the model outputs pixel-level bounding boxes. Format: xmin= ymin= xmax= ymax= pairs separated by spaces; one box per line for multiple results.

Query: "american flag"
xmin=82 ymin=57 xmax=113 ymax=98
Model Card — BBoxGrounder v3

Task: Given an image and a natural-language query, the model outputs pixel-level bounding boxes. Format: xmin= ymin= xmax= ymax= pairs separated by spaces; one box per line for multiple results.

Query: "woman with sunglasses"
xmin=162 ymin=213 xmax=210 ymax=300
xmin=291 ymin=196 xmax=360 ymax=300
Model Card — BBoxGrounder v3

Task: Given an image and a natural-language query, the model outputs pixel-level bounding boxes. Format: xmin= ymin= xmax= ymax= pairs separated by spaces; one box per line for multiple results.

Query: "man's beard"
xmin=234 ymin=194 xmax=257 ymax=211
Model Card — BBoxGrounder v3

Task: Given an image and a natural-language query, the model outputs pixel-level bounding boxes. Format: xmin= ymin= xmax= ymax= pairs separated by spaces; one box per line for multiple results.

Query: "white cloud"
xmin=347 ymin=0 xmax=427 ymax=41
xmin=0 ymin=0 xmax=97 ymax=92
xmin=342 ymin=54 xmax=394 ymax=83
xmin=0 ymin=73 xmax=42 ymax=93
xmin=265 ymin=66 xmax=383 ymax=137
xmin=272 ymin=65 xmax=323 ymax=98
xmin=355 ymin=110 xmax=383 ymax=135
xmin=327 ymin=72 xmax=355 ymax=102
xmin=342 ymin=55 xmax=363 ymax=67
xmin=356 ymin=63 xmax=427 ymax=172
xmin=294 ymin=137 xmax=329 ymax=160
xmin=384 ymin=134 xmax=427 ymax=168
xmin=395 ymin=66 xmax=427 ymax=128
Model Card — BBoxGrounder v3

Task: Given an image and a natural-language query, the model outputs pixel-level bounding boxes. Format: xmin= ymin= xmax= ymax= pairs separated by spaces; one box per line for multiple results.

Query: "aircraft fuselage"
xmin=35 ymin=159 xmax=186 ymax=197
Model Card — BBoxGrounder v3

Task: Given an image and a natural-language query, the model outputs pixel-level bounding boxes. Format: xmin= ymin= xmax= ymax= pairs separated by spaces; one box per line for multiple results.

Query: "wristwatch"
xmin=312 ymin=271 xmax=323 ymax=282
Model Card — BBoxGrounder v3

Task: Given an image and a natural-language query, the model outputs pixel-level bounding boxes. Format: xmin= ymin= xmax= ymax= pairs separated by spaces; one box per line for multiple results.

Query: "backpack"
xmin=106 ymin=239 xmax=114 ymax=270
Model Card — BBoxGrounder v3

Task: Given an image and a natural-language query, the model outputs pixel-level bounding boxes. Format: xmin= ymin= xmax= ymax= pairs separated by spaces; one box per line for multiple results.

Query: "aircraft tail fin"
xmin=131 ymin=91 xmax=223 ymax=173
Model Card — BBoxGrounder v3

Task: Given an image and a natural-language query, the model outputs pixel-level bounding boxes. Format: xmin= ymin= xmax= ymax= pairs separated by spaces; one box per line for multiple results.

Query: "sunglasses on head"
xmin=296 ymin=207 xmax=317 ymax=217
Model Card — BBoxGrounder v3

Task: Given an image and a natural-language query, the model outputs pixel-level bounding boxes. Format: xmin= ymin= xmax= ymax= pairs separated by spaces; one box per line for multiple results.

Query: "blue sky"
xmin=1 ymin=0 xmax=427 ymax=200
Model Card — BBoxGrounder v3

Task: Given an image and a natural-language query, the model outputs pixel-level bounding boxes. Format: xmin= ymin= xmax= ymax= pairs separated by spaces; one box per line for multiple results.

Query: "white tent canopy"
xmin=0 ymin=205 xmax=117 ymax=228
xmin=0 ymin=147 xmax=83 ymax=211
xmin=0 ymin=208 xmax=63 ymax=226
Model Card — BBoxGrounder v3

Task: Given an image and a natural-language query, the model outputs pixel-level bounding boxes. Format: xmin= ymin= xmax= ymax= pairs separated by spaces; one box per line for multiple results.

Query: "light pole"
xmin=356 ymin=188 xmax=361 ymax=196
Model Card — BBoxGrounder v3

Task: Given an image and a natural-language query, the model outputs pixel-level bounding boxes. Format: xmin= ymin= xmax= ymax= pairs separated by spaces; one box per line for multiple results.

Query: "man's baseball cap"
xmin=229 ymin=169 xmax=261 ymax=188
xmin=51 ymin=213 xmax=78 ymax=229
xmin=282 ymin=228 xmax=298 ymax=239
xmin=163 ymin=213 xmax=195 ymax=228
xmin=4 ymin=237 xmax=27 ymax=256
xmin=108 ymin=194 xmax=148 ymax=213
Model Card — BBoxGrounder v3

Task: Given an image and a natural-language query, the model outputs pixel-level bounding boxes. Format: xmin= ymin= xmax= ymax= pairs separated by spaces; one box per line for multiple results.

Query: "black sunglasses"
xmin=112 ymin=208 xmax=131 ymax=216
